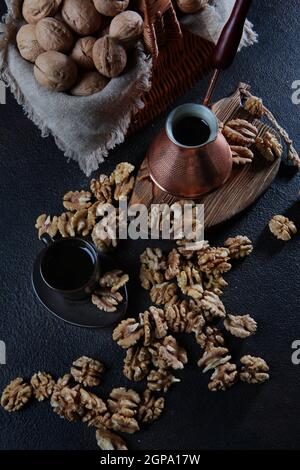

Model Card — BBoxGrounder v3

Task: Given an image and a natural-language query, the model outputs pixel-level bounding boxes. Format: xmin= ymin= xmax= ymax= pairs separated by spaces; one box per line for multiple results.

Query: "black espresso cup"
xmin=40 ymin=234 xmax=100 ymax=300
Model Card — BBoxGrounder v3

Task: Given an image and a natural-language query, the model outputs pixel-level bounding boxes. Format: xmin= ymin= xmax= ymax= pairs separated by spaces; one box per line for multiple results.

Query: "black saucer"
xmin=32 ymin=252 xmax=128 ymax=328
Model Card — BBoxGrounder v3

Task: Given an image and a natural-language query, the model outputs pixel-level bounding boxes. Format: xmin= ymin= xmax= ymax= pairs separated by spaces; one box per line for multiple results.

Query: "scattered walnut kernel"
xmin=150 ymin=336 xmax=188 ymax=370
xmin=240 ymin=355 xmax=270 ymax=384
xmin=35 ymin=214 xmax=59 ymax=239
xmin=63 ymin=190 xmax=92 ymax=211
xmin=150 ymin=282 xmax=178 ymax=306
xmin=113 ymin=318 xmax=144 ymax=348
xmin=204 ymin=273 xmax=228 ymax=296
xmin=255 ymin=132 xmax=283 ymax=162
xmin=200 ymin=290 xmax=226 ymax=321
xmin=140 ymin=247 xmax=166 ymax=271
xmin=269 ymin=215 xmax=297 ymax=241
xmin=165 ymin=249 xmax=181 ymax=280
xmin=72 ymin=208 xmax=95 ymax=236
xmin=177 ymin=265 xmax=203 ymax=299
xmin=140 ymin=264 xmax=164 ymax=290
xmin=30 ymin=372 xmax=55 ymax=401
xmin=123 ymin=345 xmax=151 ymax=382
xmin=92 ymin=222 xmax=118 ymax=252
xmin=80 ymin=388 xmax=107 ymax=423
xmin=164 ymin=301 xmax=189 ymax=333
xmin=208 ymin=363 xmax=238 ymax=391
xmin=90 ymin=175 xmax=113 ymax=203
xmin=1 ymin=378 xmax=32 ymax=412
xmin=140 ymin=306 xmax=168 ymax=346
xmin=108 ymin=387 xmax=140 ymax=434
xmin=50 ymin=377 xmax=83 ymax=421
xmin=223 ymin=119 xmax=258 ymax=146
xmin=147 ymin=369 xmax=180 ymax=393
xmin=198 ymin=347 xmax=231 ymax=373
xmin=92 ymin=289 xmax=123 ymax=313
xmin=195 ymin=325 xmax=225 ymax=350
xmin=57 ymin=212 xmax=75 ymax=237
xmin=224 ymin=235 xmax=253 ymax=259
xmin=96 ymin=427 xmax=128 ymax=451
xmin=88 ymin=411 xmax=112 ymax=429
xmin=99 ymin=269 xmax=129 ymax=293
xmin=110 ymin=162 xmax=135 ymax=200
xmin=198 ymin=247 xmax=231 ymax=276
xmin=244 ymin=95 xmax=265 ymax=118
xmin=71 ymin=356 xmax=104 ymax=387
xmin=138 ymin=389 xmax=165 ymax=424
xmin=224 ymin=314 xmax=257 ymax=339
xmin=231 ymin=145 xmax=254 ymax=165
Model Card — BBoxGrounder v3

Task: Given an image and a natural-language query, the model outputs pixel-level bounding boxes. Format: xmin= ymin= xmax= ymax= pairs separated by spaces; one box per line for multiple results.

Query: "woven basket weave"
xmin=129 ymin=0 xmax=214 ymax=132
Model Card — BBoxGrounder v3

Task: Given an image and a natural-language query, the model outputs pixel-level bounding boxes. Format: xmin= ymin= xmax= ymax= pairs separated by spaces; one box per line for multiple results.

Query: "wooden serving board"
xmin=130 ymin=83 xmax=281 ymax=228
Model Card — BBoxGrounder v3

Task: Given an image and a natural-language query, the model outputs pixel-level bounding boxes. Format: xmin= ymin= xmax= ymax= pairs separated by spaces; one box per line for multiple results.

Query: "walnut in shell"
xmin=31 ymin=372 xmax=55 ymax=401
xmin=1 ymin=378 xmax=32 ymax=412
xmin=198 ymin=347 xmax=231 ymax=373
xmin=113 ymin=318 xmax=144 ymax=348
xmin=71 ymin=356 xmax=104 ymax=387
xmin=109 ymin=11 xmax=144 ymax=47
xmin=92 ymin=289 xmax=123 ymax=313
xmin=224 ymin=235 xmax=253 ymax=259
xmin=123 ymin=345 xmax=151 ymax=381
xmin=224 ymin=314 xmax=257 ymax=339
xmin=96 ymin=427 xmax=128 ymax=451
xmin=62 ymin=0 xmax=103 ymax=36
xmin=93 ymin=36 xmax=127 ymax=78
xmin=22 ymin=0 xmax=62 ymax=24
xmin=240 ymin=355 xmax=270 ymax=384
xmin=176 ymin=0 xmax=208 ymax=14
xmin=108 ymin=387 xmax=140 ymax=434
xmin=71 ymin=71 xmax=109 ymax=97
xmin=35 ymin=214 xmax=58 ymax=238
xmin=71 ymin=37 xmax=96 ymax=70
xmin=138 ymin=389 xmax=165 ymax=423
xmin=93 ymin=0 xmax=129 ymax=16
xmin=17 ymin=24 xmax=44 ymax=63
xmin=269 ymin=215 xmax=297 ymax=241
xmin=223 ymin=119 xmax=258 ymax=146
xmin=208 ymin=363 xmax=238 ymax=391
xmin=34 ymin=51 xmax=77 ymax=92
xmin=36 ymin=18 xmax=74 ymax=53
xmin=147 ymin=369 xmax=180 ymax=393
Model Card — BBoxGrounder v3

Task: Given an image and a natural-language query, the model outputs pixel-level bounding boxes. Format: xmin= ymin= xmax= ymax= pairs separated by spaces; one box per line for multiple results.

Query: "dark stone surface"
xmin=1 ymin=0 xmax=300 ymax=450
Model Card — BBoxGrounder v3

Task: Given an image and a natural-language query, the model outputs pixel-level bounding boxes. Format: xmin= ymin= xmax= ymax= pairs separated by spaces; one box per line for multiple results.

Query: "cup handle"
xmin=40 ymin=233 xmax=55 ymax=246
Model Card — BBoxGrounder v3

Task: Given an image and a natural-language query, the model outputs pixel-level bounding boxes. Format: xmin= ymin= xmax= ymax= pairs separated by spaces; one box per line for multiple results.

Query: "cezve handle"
xmin=212 ymin=0 xmax=252 ymax=70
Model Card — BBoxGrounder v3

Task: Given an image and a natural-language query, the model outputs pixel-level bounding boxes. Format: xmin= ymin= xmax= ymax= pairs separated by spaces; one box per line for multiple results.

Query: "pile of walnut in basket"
xmin=17 ymin=0 xmax=144 ymax=95
xmin=1 ymin=356 xmax=164 ymax=450
xmin=112 ymin=237 xmax=270 ymax=394
xmin=35 ymin=161 xmax=135 ymax=249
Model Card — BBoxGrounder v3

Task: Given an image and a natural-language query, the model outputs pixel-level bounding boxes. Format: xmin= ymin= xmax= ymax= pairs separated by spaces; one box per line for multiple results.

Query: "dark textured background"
xmin=1 ymin=0 xmax=300 ymax=450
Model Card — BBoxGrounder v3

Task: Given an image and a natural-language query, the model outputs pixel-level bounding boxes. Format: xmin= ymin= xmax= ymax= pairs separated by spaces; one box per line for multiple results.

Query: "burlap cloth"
xmin=0 ymin=1 xmax=257 ymax=176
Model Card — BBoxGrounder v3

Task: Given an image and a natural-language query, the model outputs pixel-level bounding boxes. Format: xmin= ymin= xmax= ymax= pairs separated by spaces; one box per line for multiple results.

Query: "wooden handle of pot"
xmin=212 ymin=0 xmax=252 ymax=70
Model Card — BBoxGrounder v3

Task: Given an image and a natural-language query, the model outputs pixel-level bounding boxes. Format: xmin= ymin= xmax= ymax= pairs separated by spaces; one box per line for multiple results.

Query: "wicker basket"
xmin=129 ymin=0 xmax=214 ymax=133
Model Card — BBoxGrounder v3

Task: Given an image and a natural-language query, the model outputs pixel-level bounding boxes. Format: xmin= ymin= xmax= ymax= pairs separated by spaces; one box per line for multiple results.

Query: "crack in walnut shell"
xmin=224 ymin=314 xmax=257 ymax=339
xmin=197 ymin=347 xmax=231 ymax=373
xmin=138 ymin=389 xmax=165 ymax=423
xmin=30 ymin=372 xmax=55 ymax=401
xmin=113 ymin=318 xmax=144 ymax=348
xmin=140 ymin=306 xmax=168 ymax=346
xmin=269 ymin=215 xmax=297 ymax=241
xmin=108 ymin=387 xmax=140 ymax=434
xmin=92 ymin=289 xmax=123 ymax=313
xmin=35 ymin=214 xmax=58 ymax=239
xmin=208 ymin=362 xmax=238 ymax=391
xmin=1 ymin=378 xmax=32 ymax=412
xmin=123 ymin=345 xmax=151 ymax=382
xmin=147 ymin=368 xmax=180 ymax=392
xmin=71 ymin=356 xmax=104 ymax=387
xmin=240 ymin=355 xmax=270 ymax=384
xmin=63 ymin=190 xmax=92 ymax=211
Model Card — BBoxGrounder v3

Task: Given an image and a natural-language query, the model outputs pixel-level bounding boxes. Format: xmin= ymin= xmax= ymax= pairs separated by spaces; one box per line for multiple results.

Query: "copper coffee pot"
xmin=147 ymin=0 xmax=252 ymax=198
